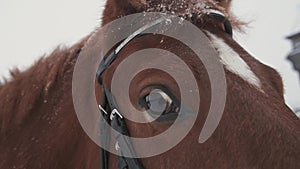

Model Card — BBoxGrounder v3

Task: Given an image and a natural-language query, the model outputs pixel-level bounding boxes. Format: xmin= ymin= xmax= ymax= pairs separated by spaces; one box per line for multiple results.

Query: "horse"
xmin=0 ymin=0 xmax=299 ymax=169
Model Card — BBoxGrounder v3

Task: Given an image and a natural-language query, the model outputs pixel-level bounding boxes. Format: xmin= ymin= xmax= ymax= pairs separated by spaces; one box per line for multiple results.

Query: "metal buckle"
xmin=110 ymin=109 xmax=123 ymax=120
xmin=98 ymin=105 xmax=108 ymax=115
xmin=98 ymin=105 xmax=123 ymax=120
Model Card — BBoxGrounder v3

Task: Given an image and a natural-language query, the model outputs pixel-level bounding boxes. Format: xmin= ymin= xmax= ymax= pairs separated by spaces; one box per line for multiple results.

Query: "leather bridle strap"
xmin=99 ymin=94 xmax=110 ymax=169
xmin=206 ymin=9 xmax=233 ymax=36
xmin=101 ymin=85 xmax=145 ymax=169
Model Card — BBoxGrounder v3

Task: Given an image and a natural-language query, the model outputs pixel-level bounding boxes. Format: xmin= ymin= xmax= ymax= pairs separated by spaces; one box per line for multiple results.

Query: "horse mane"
xmin=0 ymin=37 xmax=88 ymax=134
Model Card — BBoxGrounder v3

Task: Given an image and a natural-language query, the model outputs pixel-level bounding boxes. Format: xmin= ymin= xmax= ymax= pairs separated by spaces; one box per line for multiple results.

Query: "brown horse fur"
xmin=1 ymin=0 xmax=299 ymax=169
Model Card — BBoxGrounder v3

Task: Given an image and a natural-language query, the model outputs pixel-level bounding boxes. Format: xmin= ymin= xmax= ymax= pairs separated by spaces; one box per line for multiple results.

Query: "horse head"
xmin=0 ymin=1 xmax=299 ymax=169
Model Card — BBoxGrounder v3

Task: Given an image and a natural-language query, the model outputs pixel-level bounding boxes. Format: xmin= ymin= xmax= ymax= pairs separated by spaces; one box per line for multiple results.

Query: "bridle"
xmin=96 ymin=10 xmax=232 ymax=169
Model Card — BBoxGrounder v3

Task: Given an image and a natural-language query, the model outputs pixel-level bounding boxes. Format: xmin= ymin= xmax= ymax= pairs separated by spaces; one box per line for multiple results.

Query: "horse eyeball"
xmin=145 ymin=89 xmax=172 ymax=115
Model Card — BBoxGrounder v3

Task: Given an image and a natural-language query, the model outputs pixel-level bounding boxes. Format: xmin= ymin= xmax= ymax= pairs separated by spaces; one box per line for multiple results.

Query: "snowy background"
xmin=0 ymin=0 xmax=299 ymax=110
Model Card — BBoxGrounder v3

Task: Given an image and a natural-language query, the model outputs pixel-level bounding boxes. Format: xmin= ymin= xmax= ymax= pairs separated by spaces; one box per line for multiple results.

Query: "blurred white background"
xmin=0 ymin=0 xmax=299 ymax=110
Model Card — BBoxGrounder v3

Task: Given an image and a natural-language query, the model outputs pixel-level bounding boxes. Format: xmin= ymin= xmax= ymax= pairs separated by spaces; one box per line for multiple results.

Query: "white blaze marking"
xmin=206 ymin=32 xmax=262 ymax=89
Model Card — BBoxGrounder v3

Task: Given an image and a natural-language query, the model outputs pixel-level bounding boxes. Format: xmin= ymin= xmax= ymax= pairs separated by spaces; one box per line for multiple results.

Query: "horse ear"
xmin=101 ymin=0 xmax=147 ymax=25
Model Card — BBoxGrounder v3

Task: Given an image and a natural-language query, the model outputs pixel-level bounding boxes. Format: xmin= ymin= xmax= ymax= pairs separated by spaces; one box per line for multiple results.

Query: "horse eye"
xmin=143 ymin=89 xmax=179 ymax=121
